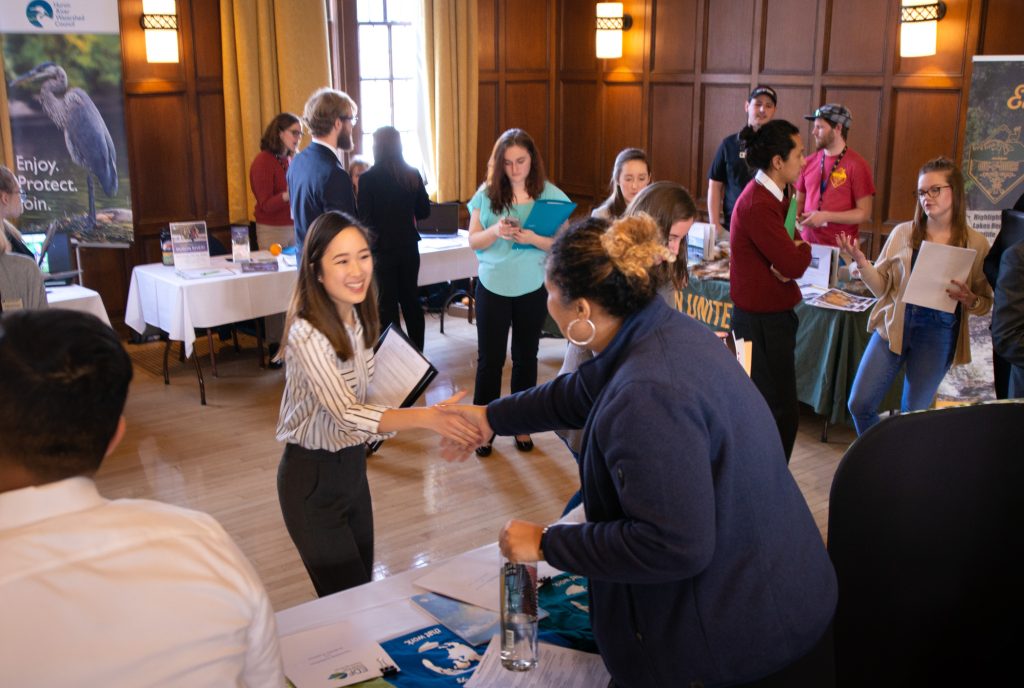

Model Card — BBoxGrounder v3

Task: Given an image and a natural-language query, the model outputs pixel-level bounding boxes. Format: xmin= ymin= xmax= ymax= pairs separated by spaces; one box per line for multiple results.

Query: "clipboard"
xmin=513 ymin=199 xmax=577 ymax=249
xmin=365 ymin=324 xmax=438 ymax=452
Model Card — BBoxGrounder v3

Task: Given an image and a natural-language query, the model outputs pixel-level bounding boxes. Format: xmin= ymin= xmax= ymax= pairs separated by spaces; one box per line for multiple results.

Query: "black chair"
xmin=827 ymin=401 xmax=1024 ymax=687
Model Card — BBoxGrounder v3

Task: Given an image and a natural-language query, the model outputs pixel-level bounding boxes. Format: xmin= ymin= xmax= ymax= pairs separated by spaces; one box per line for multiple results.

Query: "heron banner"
xmin=1 ymin=0 xmax=133 ymax=244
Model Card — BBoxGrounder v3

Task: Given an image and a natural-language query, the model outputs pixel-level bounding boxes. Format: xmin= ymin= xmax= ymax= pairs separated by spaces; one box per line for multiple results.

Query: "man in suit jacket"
xmin=288 ymin=87 xmax=358 ymax=249
xmin=992 ymin=241 xmax=1024 ymax=398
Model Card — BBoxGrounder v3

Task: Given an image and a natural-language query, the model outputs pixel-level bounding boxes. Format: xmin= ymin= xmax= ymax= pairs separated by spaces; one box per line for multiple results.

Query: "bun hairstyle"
xmin=547 ymin=214 xmax=673 ymax=318
xmin=738 ymin=119 xmax=800 ymax=172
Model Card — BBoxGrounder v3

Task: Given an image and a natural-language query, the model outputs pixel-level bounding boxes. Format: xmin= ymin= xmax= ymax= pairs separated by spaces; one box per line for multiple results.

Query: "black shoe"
xmin=475 ymin=434 xmax=496 ymax=457
xmin=514 ymin=435 xmax=534 ymax=452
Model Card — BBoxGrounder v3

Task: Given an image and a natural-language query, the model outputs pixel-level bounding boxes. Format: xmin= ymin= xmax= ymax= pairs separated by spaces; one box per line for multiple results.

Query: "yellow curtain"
xmin=423 ymin=0 xmax=479 ymax=202
xmin=0 ymin=52 xmax=13 ymax=168
xmin=221 ymin=0 xmax=331 ymax=223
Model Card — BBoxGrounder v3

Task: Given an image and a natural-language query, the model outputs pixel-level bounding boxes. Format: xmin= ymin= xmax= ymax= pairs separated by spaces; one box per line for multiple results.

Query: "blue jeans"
xmin=848 ymin=305 xmax=958 ymax=435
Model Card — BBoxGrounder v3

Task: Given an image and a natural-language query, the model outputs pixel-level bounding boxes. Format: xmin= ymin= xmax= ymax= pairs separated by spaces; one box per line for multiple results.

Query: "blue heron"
xmin=9 ymin=62 xmax=118 ymax=223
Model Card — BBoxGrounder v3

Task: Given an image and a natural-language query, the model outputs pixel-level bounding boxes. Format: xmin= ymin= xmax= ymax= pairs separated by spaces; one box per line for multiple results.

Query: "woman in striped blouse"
xmin=275 ymin=211 xmax=482 ymax=597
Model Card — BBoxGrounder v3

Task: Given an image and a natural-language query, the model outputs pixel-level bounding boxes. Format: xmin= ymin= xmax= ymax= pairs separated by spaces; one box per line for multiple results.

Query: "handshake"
xmin=426 ymin=390 xmax=494 ymax=461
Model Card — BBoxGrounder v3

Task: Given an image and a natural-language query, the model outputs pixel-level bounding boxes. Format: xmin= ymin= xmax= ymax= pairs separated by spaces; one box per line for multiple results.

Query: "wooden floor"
xmin=98 ymin=310 xmax=857 ymax=612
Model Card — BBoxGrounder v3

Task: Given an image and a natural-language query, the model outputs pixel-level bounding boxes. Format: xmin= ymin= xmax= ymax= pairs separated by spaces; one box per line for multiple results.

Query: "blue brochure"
xmin=513 ymin=199 xmax=577 ymax=249
xmin=410 ymin=593 xmax=499 ymax=647
xmin=380 ymin=624 xmax=486 ymax=687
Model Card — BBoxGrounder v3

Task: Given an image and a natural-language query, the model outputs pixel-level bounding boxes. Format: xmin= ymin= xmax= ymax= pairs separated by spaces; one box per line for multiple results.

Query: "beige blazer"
xmin=861 ymin=221 xmax=992 ymax=366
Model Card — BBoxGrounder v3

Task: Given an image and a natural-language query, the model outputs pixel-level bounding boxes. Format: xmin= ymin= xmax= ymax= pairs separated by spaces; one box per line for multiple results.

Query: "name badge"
xmin=1 ymin=297 xmax=25 ymax=311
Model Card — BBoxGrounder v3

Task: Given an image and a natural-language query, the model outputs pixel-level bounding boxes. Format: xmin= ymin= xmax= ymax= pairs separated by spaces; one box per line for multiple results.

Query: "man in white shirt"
xmin=0 ymin=310 xmax=284 ymax=687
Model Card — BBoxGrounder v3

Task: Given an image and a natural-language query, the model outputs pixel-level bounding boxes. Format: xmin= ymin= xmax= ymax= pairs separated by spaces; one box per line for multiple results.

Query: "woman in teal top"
xmin=467 ymin=128 xmax=570 ymax=456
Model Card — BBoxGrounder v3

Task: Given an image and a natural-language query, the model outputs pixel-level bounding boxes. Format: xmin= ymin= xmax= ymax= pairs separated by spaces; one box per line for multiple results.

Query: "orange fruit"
xmin=269 ymin=243 xmax=282 ymax=256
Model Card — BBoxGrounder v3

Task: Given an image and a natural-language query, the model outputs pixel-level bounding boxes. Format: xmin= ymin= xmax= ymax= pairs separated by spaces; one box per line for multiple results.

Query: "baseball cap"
xmin=805 ymin=103 xmax=852 ymax=128
xmin=749 ymin=85 xmax=777 ymax=105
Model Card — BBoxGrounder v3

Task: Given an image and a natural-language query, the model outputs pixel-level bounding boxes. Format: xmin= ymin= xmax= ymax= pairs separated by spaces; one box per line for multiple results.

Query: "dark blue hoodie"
xmin=487 ymin=297 xmax=837 ymax=687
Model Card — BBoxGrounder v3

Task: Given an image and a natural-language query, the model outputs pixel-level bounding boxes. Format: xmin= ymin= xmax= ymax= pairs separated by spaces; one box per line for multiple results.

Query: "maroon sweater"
xmin=249 ymin=150 xmax=292 ymax=226
xmin=729 ymin=180 xmax=811 ymax=312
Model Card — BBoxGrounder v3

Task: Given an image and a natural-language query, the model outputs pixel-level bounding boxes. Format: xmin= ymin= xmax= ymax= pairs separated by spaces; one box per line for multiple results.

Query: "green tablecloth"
xmin=676 ymin=279 xmax=902 ymax=427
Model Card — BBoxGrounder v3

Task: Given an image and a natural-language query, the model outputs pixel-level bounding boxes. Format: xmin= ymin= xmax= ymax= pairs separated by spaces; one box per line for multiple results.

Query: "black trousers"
xmin=277 ymin=443 xmax=373 ymax=597
xmin=473 ymin=282 xmax=548 ymax=405
xmin=375 ymin=244 xmax=425 ymax=351
xmin=732 ymin=307 xmax=800 ymax=462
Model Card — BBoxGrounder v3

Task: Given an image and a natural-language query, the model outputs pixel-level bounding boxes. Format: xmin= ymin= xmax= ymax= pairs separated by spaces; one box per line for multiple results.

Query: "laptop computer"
xmin=21 ymin=231 xmax=78 ymax=285
xmin=417 ymin=202 xmax=460 ymax=236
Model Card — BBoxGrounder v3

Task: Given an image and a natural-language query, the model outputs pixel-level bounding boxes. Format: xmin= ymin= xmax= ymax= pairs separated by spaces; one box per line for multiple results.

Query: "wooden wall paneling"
xmin=477 ymin=82 xmax=499 ymax=182
xmin=760 ymin=0 xmax=819 ymax=74
xmin=78 ymin=246 xmax=131 ymax=331
xmin=649 ymin=83 xmax=695 ymax=192
xmin=199 ymin=92 xmax=229 ymax=224
xmin=557 ymin=81 xmax=600 ymax=195
xmin=703 ymin=0 xmax=755 ymax=74
xmin=559 ymin=0 xmax=596 ymax=71
xmin=651 ymin=0 xmax=699 ymax=74
xmin=505 ymin=0 xmax=550 ymax=71
xmin=820 ymin=87 xmax=883 ymax=181
xmin=700 ymin=85 xmax=750 ymax=188
xmin=825 ymin=0 xmax=889 ymax=75
xmin=602 ymin=83 xmax=645 ymax=178
xmin=771 ymin=85 xmax=815 ymax=146
xmin=505 ymin=81 xmax=551 ymax=163
xmin=479 ymin=0 xmax=498 ymax=72
xmin=979 ymin=0 xmax=1024 ymax=55
xmin=125 ymin=95 xmax=198 ymax=224
xmin=885 ymin=89 xmax=961 ymax=224
xmin=896 ymin=0 xmax=973 ymax=78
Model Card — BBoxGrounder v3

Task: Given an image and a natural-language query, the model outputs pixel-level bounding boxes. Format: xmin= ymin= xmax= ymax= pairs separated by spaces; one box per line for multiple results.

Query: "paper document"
xmin=279 ymin=621 xmax=399 ymax=687
xmin=464 ymin=637 xmax=610 ymax=687
xmin=686 ymin=222 xmax=716 ymax=265
xmin=798 ymin=243 xmax=839 ymax=294
xmin=807 ymin=288 xmax=876 ymax=312
xmin=901 ymin=241 xmax=977 ymax=313
xmin=415 ymin=544 xmax=561 ymax=612
xmin=365 ymin=325 xmax=437 ymax=407
xmin=410 ymin=593 xmax=500 ymax=646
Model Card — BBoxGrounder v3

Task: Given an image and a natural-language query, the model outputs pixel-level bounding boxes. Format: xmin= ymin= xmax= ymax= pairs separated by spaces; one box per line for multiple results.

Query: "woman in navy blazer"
xmin=445 ymin=215 xmax=837 ymax=687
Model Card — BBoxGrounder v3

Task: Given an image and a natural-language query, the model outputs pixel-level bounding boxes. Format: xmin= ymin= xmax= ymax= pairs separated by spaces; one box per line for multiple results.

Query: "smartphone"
xmin=503 ymin=216 xmax=520 ymax=228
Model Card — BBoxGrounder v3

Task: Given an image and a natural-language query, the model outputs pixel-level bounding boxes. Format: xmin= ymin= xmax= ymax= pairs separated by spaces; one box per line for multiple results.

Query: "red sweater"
xmin=729 ymin=180 xmax=811 ymax=312
xmin=249 ymin=150 xmax=292 ymax=225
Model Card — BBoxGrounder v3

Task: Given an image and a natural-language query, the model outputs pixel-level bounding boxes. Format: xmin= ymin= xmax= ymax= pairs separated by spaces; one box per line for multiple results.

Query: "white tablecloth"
xmin=125 ymin=257 xmax=297 ymax=358
xmin=46 ymin=284 xmax=111 ymax=326
xmin=417 ymin=230 xmax=477 ymax=286
xmin=125 ymin=237 xmax=478 ymax=357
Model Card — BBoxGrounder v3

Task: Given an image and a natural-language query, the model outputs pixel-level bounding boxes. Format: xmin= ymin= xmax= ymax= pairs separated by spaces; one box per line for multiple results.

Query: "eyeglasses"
xmin=285 ymin=127 xmax=302 ymax=137
xmin=916 ymin=185 xmax=950 ymax=199
xmin=340 ymin=115 xmax=358 ymax=126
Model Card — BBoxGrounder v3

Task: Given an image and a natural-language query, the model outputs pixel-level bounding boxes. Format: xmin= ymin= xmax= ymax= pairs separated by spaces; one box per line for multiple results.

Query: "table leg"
xmin=162 ymin=339 xmax=171 ymax=385
xmin=207 ymin=331 xmax=218 ymax=377
xmin=821 ymin=417 xmax=829 ymax=443
xmin=257 ymin=318 xmax=266 ymax=368
xmin=191 ymin=347 xmax=207 ymax=405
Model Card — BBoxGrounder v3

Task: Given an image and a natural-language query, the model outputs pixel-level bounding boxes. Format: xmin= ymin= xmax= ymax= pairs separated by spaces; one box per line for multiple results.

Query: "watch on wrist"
xmin=538 ymin=525 xmax=550 ymax=561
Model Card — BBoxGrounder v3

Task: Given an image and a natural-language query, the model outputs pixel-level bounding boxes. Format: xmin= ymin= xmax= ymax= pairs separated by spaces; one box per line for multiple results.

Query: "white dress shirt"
xmin=276 ymin=315 xmax=395 ymax=451
xmin=0 ymin=477 xmax=284 ymax=687
xmin=755 ymin=168 xmax=785 ymax=201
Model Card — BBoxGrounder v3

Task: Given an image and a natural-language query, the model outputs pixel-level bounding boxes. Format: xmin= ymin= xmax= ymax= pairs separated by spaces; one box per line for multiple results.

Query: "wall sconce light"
xmin=141 ymin=0 xmax=180 ymax=64
xmin=596 ymin=3 xmax=633 ymax=60
xmin=899 ymin=0 xmax=946 ymax=58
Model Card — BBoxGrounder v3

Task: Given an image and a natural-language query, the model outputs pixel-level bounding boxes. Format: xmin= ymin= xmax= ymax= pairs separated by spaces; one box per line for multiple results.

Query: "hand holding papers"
xmin=902 ymin=241 xmax=978 ymax=313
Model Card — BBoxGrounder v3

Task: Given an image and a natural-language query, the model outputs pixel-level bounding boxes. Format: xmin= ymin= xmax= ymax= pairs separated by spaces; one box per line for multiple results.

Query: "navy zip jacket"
xmin=487 ymin=297 xmax=837 ymax=687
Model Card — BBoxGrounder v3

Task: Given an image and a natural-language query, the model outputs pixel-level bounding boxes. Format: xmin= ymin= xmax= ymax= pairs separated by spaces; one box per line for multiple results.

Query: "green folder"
xmin=784 ymin=196 xmax=798 ymax=239
xmin=513 ymin=199 xmax=577 ymax=249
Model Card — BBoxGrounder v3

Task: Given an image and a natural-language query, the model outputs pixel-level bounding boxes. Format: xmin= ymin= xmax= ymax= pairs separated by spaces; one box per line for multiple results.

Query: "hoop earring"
xmin=566 ymin=318 xmax=596 ymax=347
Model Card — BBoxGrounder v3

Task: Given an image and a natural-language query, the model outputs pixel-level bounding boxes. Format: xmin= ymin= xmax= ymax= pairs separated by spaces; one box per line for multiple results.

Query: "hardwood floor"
xmin=98 ymin=311 xmax=857 ymax=612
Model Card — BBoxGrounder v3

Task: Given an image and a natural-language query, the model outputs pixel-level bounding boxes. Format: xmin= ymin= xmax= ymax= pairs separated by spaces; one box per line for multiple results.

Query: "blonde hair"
xmin=303 ymin=88 xmax=357 ymax=138
xmin=547 ymin=214 xmax=671 ymax=318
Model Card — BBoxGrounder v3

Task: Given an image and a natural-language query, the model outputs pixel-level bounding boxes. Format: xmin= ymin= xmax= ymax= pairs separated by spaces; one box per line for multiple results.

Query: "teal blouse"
xmin=467 ymin=181 xmax=570 ymax=297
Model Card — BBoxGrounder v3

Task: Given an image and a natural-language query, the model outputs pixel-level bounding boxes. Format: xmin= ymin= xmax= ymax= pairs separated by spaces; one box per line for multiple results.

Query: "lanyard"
xmin=817 ymin=146 xmax=847 ymax=210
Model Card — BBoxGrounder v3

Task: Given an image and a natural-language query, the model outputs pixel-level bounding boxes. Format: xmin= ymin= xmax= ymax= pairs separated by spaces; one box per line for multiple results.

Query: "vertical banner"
xmin=939 ymin=55 xmax=1024 ymax=401
xmin=1 ymin=0 xmax=132 ymax=245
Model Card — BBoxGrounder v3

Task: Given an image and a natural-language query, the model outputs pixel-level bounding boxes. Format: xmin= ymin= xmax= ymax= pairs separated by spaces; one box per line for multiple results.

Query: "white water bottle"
xmin=499 ymin=556 xmax=539 ymax=671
